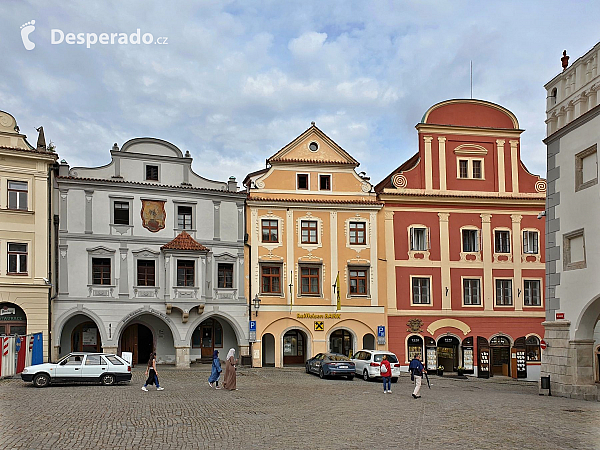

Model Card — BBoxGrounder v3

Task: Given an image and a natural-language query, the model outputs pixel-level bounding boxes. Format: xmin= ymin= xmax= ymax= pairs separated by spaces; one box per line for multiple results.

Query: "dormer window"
xmin=457 ymin=159 xmax=484 ymax=179
xmin=146 ymin=165 xmax=159 ymax=181
xmin=297 ymin=174 xmax=309 ymax=190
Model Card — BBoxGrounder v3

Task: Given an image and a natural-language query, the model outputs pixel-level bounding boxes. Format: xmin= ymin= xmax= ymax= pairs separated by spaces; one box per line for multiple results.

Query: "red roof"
xmin=161 ymin=231 xmax=209 ymax=252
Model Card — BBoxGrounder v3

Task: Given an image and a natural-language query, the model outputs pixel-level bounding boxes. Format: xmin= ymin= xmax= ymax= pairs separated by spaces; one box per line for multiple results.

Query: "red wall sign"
xmin=540 ymin=340 xmax=547 ymax=350
xmin=555 ymin=312 xmax=565 ymax=320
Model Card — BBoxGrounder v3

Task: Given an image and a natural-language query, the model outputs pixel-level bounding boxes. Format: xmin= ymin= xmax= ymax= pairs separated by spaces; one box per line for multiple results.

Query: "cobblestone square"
xmin=1 ymin=366 xmax=599 ymax=449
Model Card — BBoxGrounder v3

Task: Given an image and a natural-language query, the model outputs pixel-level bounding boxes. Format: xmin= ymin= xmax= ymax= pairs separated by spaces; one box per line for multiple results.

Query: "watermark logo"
xmin=20 ymin=20 xmax=36 ymax=50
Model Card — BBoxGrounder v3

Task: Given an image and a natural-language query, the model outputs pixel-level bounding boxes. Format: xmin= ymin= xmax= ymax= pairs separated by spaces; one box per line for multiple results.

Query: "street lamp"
xmin=253 ymin=294 xmax=261 ymax=316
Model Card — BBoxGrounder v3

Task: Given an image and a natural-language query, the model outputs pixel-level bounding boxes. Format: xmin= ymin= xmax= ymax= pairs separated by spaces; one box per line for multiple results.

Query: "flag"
xmin=336 ymin=272 xmax=341 ymax=311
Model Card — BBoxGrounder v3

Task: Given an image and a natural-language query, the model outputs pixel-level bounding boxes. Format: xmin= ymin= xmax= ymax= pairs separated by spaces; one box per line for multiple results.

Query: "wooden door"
xmin=201 ymin=324 xmax=213 ymax=358
xmin=510 ymin=348 xmax=518 ymax=379
xmin=121 ymin=324 xmax=139 ymax=365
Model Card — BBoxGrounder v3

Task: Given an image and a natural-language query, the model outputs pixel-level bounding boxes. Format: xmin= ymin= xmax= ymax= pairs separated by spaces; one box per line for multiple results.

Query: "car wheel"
xmin=33 ymin=374 xmax=50 ymax=388
xmin=319 ymin=368 xmax=325 ymax=379
xmin=391 ymin=377 xmax=398 ymax=383
xmin=363 ymin=370 xmax=370 ymax=381
xmin=347 ymin=375 xmax=355 ymax=380
xmin=101 ymin=374 xmax=115 ymax=386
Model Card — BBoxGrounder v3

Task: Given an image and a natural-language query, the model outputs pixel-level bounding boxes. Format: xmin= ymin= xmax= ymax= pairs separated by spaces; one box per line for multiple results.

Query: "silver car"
xmin=351 ymin=350 xmax=401 ymax=382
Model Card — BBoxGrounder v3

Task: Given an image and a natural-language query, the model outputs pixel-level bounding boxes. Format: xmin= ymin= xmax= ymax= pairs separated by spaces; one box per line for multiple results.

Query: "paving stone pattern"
xmin=1 ymin=367 xmax=599 ymax=449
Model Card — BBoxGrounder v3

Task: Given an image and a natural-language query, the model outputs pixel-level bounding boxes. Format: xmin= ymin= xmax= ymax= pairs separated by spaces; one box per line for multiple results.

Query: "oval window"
xmin=309 ymin=142 xmax=319 ymax=152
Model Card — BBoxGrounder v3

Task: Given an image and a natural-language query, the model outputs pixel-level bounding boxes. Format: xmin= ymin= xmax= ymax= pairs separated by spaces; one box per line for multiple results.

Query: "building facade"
xmin=543 ymin=44 xmax=600 ymax=400
xmin=244 ymin=123 xmax=385 ymax=368
xmin=0 ymin=111 xmax=57 ymax=361
xmin=53 ymin=138 xmax=247 ymax=367
xmin=377 ymin=99 xmax=546 ymax=380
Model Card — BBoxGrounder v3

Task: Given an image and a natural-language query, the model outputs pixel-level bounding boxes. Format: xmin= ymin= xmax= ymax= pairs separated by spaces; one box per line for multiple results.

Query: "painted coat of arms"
xmin=141 ymin=200 xmax=166 ymax=232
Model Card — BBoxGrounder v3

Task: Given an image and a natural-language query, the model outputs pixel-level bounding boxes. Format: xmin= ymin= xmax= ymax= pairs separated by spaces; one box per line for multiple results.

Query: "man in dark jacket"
xmin=408 ymin=354 xmax=426 ymax=399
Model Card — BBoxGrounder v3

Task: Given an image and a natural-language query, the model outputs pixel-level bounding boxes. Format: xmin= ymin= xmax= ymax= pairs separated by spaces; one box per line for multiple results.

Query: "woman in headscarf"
xmin=208 ymin=349 xmax=222 ymax=389
xmin=223 ymin=348 xmax=237 ymax=390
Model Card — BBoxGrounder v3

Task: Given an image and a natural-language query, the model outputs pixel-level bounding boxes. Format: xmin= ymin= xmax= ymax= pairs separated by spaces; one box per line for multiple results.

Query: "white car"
xmin=21 ymin=353 xmax=132 ymax=388
xmin=351 ymin=350 xmax=401 ymax=382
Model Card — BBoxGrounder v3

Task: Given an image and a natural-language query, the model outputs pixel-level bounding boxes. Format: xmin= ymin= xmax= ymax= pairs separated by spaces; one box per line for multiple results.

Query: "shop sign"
xmin=1 ymin=307 xmax=16 ymax=316
xmin=314 ymin=321 xmax=324 ymax=331
xmin=555 ymin=312 xmax=565 ymax=320
xmin=296 ymin=313 xmax=341 ymax=319
xmin=82 ymin=328 xmax=97 ymax=345
xmin=0 ymin=315 xmax=26 ymax=321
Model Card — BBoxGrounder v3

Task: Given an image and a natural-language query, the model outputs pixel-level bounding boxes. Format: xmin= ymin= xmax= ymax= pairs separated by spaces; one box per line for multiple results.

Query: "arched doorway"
xmin=407 ymin=335 xmax=424 ymax=361
xmin=437 ymin=335 xmax=459 ymax=372
xmin=191 ymin=318 xmax=223 ymax=362
xmin=596 ymin=345 xmax=600 ymax=383
xmin=262 ymin=333 xmax=275 ymax=367
xmin=283 ymin=329 xmax=306 ymax=366
xmin=490 ymin=335 xmax=511 ymax=376
xmin=362 ymin=333 xmax=375 ymax=350
xmin=461 ymin=337 xmax=474 ymax=373
xmin=72 ymin=322 xmax=101 ymax=352
xmin=0 ymin=303 xmax=27 ymax=335
xmin=330 ymin=329 xmax=353 ymax=357
xmin=121 ymin=323 xmax=153 ymax=366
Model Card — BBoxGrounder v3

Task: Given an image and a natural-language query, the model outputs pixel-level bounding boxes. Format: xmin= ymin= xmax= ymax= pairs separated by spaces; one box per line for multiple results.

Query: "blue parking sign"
xmin=249 ymin=321 xmax=256 ymax=332
xmin=377 ymin=326 xmax=385 ymax=337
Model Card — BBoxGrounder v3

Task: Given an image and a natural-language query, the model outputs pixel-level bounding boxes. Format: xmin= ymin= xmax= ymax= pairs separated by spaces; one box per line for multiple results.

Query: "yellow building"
xmin=0 ymin=111 xmax=56 ymax=361
xmin=244 ymin=123 xmax=385 ymax=367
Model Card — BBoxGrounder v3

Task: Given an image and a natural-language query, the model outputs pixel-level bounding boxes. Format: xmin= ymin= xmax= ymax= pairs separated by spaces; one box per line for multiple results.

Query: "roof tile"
xmin=161 ymin=231 xmax=209 ymax=252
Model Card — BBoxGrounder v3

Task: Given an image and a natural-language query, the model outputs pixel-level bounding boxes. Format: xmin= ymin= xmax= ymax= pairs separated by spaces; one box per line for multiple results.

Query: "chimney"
xmin=561 ymin=50 xmax=569 ymax=71
xmin=58 ymin=159 xmax=70 ymax=177
xmin=36 ymin=126 xmax=46 ymax=150
xmin=228 ymin=176 xmax=238 ymax=192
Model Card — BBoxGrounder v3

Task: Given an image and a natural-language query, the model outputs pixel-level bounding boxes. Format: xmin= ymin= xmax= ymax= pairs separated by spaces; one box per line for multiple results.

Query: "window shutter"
xmin=523 ymin=231 xmax=528 ymax=253
xmin=533 ymin=231 xmax=538 ymax=253
xmin=410 ymin=227 xmax=414 ymax=251
xmin=426 ymin=227 xmax=431 ymax=251
xmin=477 ymin=229 xmax=482 ymax=252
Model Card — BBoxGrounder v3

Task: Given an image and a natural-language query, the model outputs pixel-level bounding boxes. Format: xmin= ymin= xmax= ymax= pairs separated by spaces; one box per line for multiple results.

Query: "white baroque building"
xmin=543 ymin=44 xmax=600 ymax=400
xmin=53 ymin=138 xmax=247 ymax=367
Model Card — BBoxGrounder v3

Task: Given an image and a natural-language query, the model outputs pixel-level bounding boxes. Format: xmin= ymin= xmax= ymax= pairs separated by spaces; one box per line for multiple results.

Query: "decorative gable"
xmin=161 ymin=231 xmax=209 ymax=252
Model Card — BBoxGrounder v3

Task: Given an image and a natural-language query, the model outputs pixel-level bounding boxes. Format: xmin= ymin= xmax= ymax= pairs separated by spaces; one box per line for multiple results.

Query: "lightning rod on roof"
xmin=470 ymin=60 xmax=473 ymax=99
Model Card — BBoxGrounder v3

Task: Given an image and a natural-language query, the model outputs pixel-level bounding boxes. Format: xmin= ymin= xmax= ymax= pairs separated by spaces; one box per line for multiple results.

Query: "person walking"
xmin=409 ymin=354 xmax=426 ymax=399
xmin=208 ymin=349 xmax=222 ymax=389
xmin=223 ymin=348 xmax=237 ymax=391
xmin=380 ymin=355 xmax=392 ymax=394
xmin=142 ymin=352 xmax=164 ymax=391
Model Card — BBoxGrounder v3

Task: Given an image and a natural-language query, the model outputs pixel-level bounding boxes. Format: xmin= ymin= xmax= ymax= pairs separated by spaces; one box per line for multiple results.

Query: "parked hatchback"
xmin=21 ymin=353 xmax=132 ymax=388
xmin=306 ymin=353 xmax=355 ymax=379
xmin=351 ymin=350 xmax=401 ymax=382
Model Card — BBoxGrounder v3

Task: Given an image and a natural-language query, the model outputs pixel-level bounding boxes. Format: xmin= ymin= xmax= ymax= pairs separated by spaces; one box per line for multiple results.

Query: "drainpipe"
xmin=47 ymin=162 xmax=57 ymax=361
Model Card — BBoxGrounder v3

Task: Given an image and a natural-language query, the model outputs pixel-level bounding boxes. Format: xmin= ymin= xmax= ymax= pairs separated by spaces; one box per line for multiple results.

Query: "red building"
xmin=376 ymin=99 xmax=546 ymax=380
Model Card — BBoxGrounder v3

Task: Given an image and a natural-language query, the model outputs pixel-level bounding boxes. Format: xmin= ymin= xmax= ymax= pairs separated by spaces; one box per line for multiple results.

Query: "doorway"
xmin=72 ymin=322 xmax=101 ymax=353
xmin=262 ymin=333 xmax=275 ymax=367
xmin=490 ymin=335 xmax=511 ymax=376
xmin=283 ymin=329 xmax=306 ymax=365
xmin=437 ymin=336 xmax=459 ymax=372
xmin=120 ymin=323 xmax=153 ymax=365
xmin=362 ymin=333 xmax=375 ymax=350
xmin=0 ymin=303 xmax=27 ymax=335
xmin=330 ymin=329 xmax=353 ymax=357
xmin=192 ymin=319 xmax=223 ymax=361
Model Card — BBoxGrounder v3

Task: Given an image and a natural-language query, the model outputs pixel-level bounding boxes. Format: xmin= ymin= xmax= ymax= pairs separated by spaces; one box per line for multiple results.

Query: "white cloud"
xmin=288 ymin=31 xmax=327 ymax=57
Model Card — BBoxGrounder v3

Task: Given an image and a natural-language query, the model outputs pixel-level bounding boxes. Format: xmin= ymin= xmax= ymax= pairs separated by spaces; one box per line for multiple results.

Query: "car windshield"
xmin=374 ymin=354 xmax=398 ymax=363
xmin=327 ymin=355 xmax=350 ymax=362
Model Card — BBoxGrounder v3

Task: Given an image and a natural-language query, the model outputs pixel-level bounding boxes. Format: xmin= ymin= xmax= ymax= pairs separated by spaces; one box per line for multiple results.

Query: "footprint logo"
xmin=20 ymin=20 xmax=36 ymax=50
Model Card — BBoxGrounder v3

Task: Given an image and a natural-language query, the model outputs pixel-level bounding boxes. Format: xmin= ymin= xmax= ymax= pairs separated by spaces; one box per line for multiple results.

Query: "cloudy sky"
xmin=1 ymin=1 xmax=598 ymax=184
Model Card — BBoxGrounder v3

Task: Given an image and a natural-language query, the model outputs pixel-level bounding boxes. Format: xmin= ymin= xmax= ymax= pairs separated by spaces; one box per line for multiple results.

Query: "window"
xmin=459 ymin=160 xmax=468 ymax=178
xmin=410 ymin=227 xmax=428 ymax=251
xmin=349 ymin=268 xmax=367 ymax=295
xmin=137 ymin=260 xmax=155 ymax=286
xmin=463 ymin=279 xmax=481 ymax=305
xmin=300 ymin=266 xmax=320 ymax=295
xmin=261 ymin=266 xmax=281 ymax=293
xmin=8 ymin=181 xmax=28 ymax=210
xmin=309 ymin=141 xmax=319 ymax=152
xmin=113 ymin=201 xmax=130 ymax=225
xmin=177 ymin=206 xmax=193 ymax=230
xmin=177 ymin=260 xmax=195 ymax=286
xmin=563 ymin=228 xmax=586 ymax=271
xmin=575 ymin=145 xmax=598 ymax=191
xmin=494 ymin=230 xmax=510 ymax=253
xmin=524 ymin=280 xmax=541 ymax=306
xmin=349 ymin=222 xmax=366 ymax=245
xmin=495 ymin=279 xmax=513 ymax=305
xmin=526 ymin=336 xmax=541 ymax=361
xmin=85 ymin=355 xmax=106 ymax=365
xmin=472 ymin=160 xmax=482 ymax=179
xmin=7 ymin=243 xmax=27 ymax=274
xmin=261 ymin=219 xmax=278 ymax=243
xmin=301 ymin=220 xmax=318 ymax=244
xmin=146 ymin=165 xmax=159 ymax=181
xmin=523 ymin=231 xmax=539 ymax=254
xmin=106 ymin=355 xmax=123 ymax=365
xmin=462 ymin=229 xmax=479 ymax=252
xmin=412 ymin=277 xmax=430 ymax=304
xmin=218 ymin=263 xmax=233 ymax=288
xmin=92 ymin=258 xmax=111 ymax=285
xmin=297 ymin=174 xmax=308 ymax=190
xmin=319 ymin=174 xmax=331 ymax=191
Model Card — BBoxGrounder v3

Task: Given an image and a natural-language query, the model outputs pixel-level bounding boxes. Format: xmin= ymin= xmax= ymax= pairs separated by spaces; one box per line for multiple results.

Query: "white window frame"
xmin=456 ymin=158 xmax=485 ymax=180
xmin=348 ymin=265 xmax=369 ymax=297
xmin=462 ymin=277 xmax=482 ymax=306
xmin=296 ymin=173 xmax=310 ymax=191
xmin=109 ymin=196 xmax=134 ymax=227
xmin=7 ymin=180 xmax=29 ymax=211
xmin=493 ymin=228 xmax=511 ymax=254
xmin=409 ymin=226 xmax=429 ymax=251
xmin=461 ymin=227 xmax=480 ymax=253
xmin=7 ymin=242 xmax=28 ymax=274
xmin=144 ymin=163 xmax=161 ymax=182
xmin=494 ymin=278 xmax=513 ymax=306
xmin=410 ymin=275 xmax=432 ymax=306
xmin=318 ymin=173 xmax=332 ymax=191
xmin=523 ymin=279 xmax=542 ymax=307
xmin=522 ymin=229 xmax=539 ymax=254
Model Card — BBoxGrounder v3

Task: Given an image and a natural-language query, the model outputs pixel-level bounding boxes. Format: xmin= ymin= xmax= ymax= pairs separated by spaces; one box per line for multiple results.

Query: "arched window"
xmin=525 ymin=336 xmax=540 ymax=361
xmin=0 ymin=303 xmax=27 ymax=335
xmin=490 ymin=336 xmax=510 ymax=346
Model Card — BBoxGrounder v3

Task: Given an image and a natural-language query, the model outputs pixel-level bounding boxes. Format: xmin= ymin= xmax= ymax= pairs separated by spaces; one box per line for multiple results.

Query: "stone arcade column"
xmin=175 ymin=346 xmax=191 ymax=369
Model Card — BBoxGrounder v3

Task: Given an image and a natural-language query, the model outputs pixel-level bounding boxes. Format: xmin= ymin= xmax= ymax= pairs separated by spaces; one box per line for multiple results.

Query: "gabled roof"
xmin=375 ymin=152 xmax=420 ymax=193
xmin=267 ymin=123 xmax=360 ymax=167
xmin=161 ymin=231 xmax=209 ymax=252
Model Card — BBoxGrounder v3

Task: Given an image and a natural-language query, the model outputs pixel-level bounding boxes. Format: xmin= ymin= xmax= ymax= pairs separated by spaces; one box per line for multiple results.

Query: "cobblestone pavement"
xmin=1 ymin=366 xmax=599 ymax=449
